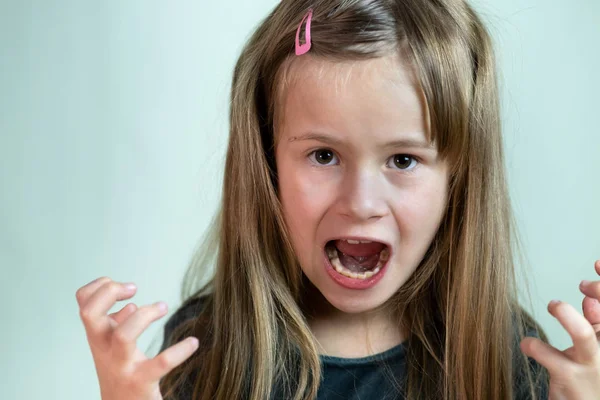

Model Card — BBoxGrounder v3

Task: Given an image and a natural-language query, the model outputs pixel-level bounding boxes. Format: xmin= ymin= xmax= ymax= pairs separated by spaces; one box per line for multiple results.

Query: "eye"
xmin=308 ymin=148 xmax=339 ymax=166
xmin=387 ymin=154 xmax=418 ymax=171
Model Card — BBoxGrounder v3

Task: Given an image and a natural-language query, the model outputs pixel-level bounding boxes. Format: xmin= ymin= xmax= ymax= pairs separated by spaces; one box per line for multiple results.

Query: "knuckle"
xmin=140 ymin=303 xmax=155 ymax=312
xmin=523 ymin=336 xmax=538 ymax=351
xmin=132 ymin=305 xmax=151 ymax=318
xmin=573 ymin=326 xmax=596 ymax=342
xmin=156 ymin=353 xmax=172 ymax=370
xmin=108 ymin=280 xmax=122 ymax=293
xmin=558 ymin=362 xmax=579 ymax=379
xmin=140 ymin=303 xmax=162 ymax=316
xmin=101 ymin=281 xmax=122 ymax=298
xmin=112 ymin=329 xmax=130 ymax=344
xmin=76 ymin=277 xmax=111 ymax=300
xmin=79 ymin=307 xmax=93 ymax=322
xmin=567 ymin=363 xmax=587 ymax=381
xmin=117 ymin=369 xmax=140 ymax=390
xmin=128 ymin=374 xmax=145 ymax=390
xmin=75 ymin=288 xmax=85 ymax=304
xmin=96 ymin=277 xmax=112 ymax=287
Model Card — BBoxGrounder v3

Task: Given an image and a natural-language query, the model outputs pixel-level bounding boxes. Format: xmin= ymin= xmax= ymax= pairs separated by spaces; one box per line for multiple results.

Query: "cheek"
xmin=394 ymin=179 xmax=448 ymax=238
xmin=279 ymin=170 xmax=337 ymax=268
xmin=280 ymin=169 xmax=335 ymax=221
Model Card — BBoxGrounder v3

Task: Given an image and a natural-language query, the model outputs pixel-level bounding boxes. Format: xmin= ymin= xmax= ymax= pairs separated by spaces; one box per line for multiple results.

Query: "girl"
xmin=76 ymin=0 xmax=600 ymax=399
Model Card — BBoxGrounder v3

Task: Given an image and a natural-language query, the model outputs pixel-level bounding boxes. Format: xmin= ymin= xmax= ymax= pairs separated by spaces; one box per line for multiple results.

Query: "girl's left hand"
xmin=520 ymin=259 xmax=600 ymax=400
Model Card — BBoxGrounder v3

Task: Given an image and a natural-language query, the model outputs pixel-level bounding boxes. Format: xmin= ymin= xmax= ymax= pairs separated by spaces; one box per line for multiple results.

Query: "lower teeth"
xmin=327 ymin=247 xmax=388 ymax=280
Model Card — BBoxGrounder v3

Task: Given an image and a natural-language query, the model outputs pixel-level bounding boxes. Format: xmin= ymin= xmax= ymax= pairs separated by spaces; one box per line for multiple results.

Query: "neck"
xmin=301 ymin=280 xmax=407 ymax=358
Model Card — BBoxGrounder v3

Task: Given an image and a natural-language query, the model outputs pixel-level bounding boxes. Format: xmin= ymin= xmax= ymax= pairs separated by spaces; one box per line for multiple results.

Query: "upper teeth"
xmin=345 ymin=239 xmax=372 ymax=244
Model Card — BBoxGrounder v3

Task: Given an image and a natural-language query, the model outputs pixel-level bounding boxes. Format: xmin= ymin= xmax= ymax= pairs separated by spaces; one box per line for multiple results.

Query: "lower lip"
xmin=323 ymin=250 xmax=389 ymax=290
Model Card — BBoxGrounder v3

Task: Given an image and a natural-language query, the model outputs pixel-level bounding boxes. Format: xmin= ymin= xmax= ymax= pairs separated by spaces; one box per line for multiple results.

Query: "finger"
xmin=580 ymin=279 xmax=600 ymax=300
xmin=79 ymin=281 xmax=138 ymax=337
xmin=582 ymin=296 xmax=600 ymax=331
xmin=520 ymin=336 xmax=572 ymax=375
xmin=595 ymin=259 xmax=600 ymax=276
xmin=140 ymin=337 xmax=200 ymax=382
xmin=579 ymin=279 xmax=600 ymax=328
xmin=108 ymin=303 xmax=138 ymax=325
xmin=75 ymin=277 xmax=111 ymax=306
xmin=112 ymin=302 xmax=168 ymax=361
xmin=548 ymin=300 xmax=599 ymax=364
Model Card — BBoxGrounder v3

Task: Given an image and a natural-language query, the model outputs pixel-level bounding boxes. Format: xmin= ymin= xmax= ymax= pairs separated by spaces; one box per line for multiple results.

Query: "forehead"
xmin=274 ymin=53 xmax=430 ymax=142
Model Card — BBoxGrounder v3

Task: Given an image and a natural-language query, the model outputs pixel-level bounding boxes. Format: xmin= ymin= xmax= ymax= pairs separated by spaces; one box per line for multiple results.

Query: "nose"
xmin=335 ymin=168 xmax=389 ymax=222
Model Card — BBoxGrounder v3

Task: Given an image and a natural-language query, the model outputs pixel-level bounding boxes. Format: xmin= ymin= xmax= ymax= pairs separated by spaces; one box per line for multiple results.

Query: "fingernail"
xmin=549 ymin=299 xmax=561 ymax=306
xmin=155 ymin=301 xmax=167 ymax=311
xmin=124 ymin=283 xmax=137 ymax=291
xmin=189 ymin=337 xmax=199 ymax=348
xmin=580 ymin=280 xmax=591 ymax=287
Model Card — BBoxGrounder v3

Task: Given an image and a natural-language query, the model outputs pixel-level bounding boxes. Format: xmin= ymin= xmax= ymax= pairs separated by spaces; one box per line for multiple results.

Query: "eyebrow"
xmin=287 ymin=132 xmax=436 ymax=150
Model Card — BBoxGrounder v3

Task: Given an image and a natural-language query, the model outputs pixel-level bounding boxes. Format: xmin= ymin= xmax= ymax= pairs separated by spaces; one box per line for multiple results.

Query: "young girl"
xmin=76 ymin=0 xmax=600 ymax=399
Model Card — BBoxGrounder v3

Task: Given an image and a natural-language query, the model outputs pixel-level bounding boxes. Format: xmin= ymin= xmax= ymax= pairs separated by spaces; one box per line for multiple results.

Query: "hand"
xmin=520 ymin=260 xmax=600 ymax=400
xmin=76 ymin=277 xmax=199 ymax=400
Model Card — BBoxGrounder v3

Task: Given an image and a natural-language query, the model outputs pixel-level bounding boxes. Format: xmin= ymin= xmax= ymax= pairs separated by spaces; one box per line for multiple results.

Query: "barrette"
xmin=295 ymin=9 xmax=313 ymax=56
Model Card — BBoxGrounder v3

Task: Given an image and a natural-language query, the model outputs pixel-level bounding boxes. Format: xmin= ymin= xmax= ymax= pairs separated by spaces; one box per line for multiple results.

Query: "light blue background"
xmin=1 ymin=1 xmax=598 ymax=398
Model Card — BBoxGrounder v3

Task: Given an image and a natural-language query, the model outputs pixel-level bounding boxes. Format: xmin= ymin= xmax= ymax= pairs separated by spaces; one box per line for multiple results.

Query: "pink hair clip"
xmin=295 ymin=9 xmax=313 ymax=56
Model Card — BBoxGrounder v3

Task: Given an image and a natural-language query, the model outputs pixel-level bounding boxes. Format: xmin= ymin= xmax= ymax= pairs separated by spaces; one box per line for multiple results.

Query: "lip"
xmin=322 ymin=237 xmax=392 ymax=290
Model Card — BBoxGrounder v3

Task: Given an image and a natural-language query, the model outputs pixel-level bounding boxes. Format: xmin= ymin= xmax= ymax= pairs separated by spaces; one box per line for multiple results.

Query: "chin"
xmin=318 ymin=279 xmax=396 ymax=315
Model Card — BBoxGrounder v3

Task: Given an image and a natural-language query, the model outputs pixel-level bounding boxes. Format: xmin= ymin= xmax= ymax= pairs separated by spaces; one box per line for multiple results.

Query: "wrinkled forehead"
xmin=272 ymin=52 xmax=431 ymax=145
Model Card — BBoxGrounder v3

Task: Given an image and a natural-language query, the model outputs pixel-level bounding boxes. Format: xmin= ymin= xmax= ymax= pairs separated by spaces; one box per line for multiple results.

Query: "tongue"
xmin=334 ymin=240 xmax=385 ymax=257
xmin=334 ymin=240 xmax=385 ymax=272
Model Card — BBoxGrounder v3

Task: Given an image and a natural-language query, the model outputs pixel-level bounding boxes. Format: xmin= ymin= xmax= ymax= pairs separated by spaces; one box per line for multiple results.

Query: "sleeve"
xmin=513 ymin=324 xmax=550 ymax=400
xmin=159 ymin=296 xmax=207 ymax=353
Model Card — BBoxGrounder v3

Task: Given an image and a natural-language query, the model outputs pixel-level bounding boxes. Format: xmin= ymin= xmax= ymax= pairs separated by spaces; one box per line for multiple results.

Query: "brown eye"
xmin=310 ymin=149 xmax=337 ymax=165
xmin=389 ymin=154 xmax=417 ymax=171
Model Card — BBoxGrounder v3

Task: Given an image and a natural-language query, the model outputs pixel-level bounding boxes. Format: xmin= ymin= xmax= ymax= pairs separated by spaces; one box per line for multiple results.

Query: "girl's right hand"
xmin=76 ymin=277 xmax=199 ymax=400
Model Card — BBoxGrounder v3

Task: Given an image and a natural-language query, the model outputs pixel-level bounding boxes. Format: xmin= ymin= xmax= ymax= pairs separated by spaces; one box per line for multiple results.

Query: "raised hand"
xmin=520 ymin=260 xmax=600 ymax=399
xmin=76 ymin=277 xmax=199 ymax=400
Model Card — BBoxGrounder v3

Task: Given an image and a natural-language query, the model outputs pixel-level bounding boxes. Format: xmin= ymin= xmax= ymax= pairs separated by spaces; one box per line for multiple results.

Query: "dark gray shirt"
xmin=160 ymin=297 xmax=548 ymax=399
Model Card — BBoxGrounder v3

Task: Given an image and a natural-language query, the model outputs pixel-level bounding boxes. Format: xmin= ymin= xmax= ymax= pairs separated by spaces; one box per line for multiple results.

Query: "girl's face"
xmin=275 ymin=54 xmax=449 ymax=317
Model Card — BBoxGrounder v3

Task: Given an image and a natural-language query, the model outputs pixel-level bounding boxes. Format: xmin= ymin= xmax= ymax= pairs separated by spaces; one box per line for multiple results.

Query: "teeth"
xmin=380 ymin=248 xmax=389 ymax=261
xmin=345 ymin=239 xmax=373 ymax=244
xmin=328 ymin=247 xmax=383 ymax=280
xmin=326 ymin=246 xmax=337 ymax=258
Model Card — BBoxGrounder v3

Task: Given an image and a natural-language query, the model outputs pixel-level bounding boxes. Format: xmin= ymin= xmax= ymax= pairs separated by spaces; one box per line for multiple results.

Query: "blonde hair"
xmin=160 ymin=1 xmax=550 ymax=398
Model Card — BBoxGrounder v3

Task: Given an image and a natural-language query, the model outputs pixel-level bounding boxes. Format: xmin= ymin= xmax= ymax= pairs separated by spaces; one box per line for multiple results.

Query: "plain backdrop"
xmin=1 ymin=0 xmax=598 ymax=398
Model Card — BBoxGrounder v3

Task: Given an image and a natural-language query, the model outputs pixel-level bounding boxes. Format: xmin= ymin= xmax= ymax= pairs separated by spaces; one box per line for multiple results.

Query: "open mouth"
xmin=325 ymin=239 xmax=390 ymax=280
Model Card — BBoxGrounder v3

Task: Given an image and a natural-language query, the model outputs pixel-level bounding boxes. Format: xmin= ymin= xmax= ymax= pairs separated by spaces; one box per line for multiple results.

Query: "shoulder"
xmin=160 ymin=294 xmax=211 ymax=352
xmin=165 ymin=295 xmax=209 ymax=331
xmin=512 ymin=309 xmax=550 ymax=400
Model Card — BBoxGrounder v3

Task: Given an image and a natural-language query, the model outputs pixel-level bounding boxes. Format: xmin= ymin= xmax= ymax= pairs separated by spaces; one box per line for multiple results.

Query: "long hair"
xmin=159 ymin=1 xmax=550 ymax=399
